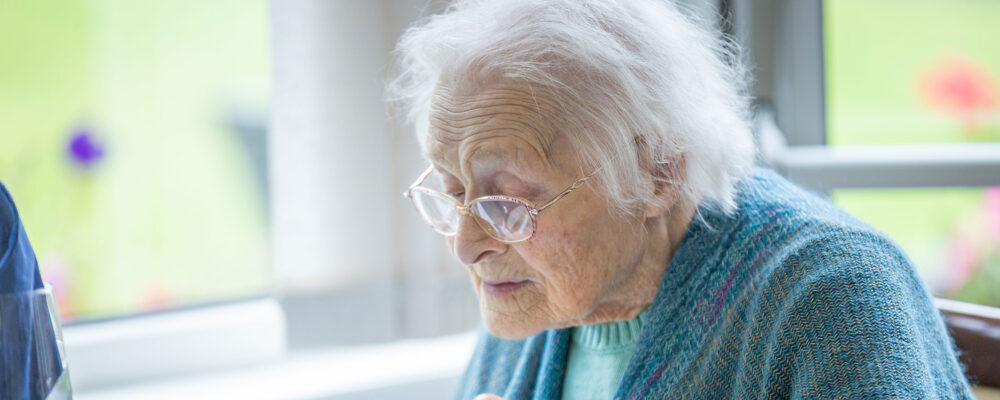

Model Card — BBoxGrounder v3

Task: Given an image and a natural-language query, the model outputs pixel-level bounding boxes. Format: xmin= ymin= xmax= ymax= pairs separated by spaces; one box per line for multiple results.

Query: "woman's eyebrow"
xmin=432 ymin=149 xmax=552 ymax=193
xmin=478 ymin=166 xmax=550 ymax=198
xmin=430 ymin=159 xmax=463 ymax=182
xmin=466 ymin=148 xmax=550 ymax=176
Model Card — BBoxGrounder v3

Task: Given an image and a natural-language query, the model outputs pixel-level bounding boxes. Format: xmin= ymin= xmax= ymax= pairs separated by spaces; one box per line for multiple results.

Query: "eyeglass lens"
xmin=470 ymin=199 xmax=533 ymax=242
xmin=409 ymin=189 xmax=534 ymax=242
xmin=410 ymin=189 xmax=460 ymax=234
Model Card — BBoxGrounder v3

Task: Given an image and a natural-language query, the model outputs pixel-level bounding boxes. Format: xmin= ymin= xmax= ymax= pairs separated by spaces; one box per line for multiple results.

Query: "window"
xmin=735 ymin=0 xmax=1000 ymax=308
xmin=825 ymin=0 xmax=1000 ymax=308
xmin=0 ymin=1 xmax=271 ymax=320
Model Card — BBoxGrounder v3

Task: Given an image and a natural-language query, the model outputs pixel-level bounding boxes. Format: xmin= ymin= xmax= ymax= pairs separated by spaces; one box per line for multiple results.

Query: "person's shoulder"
xmin=706 ymin=168 xmax=905 ymax=283
xmin=733 ymin=168 xmax=874 ymax=233
xmin=0 ymin=181 xmax=14 ymax=217
xmin=730 ymin=168 xmax=916 ymax=298
xmin=725 ymin=171 xmax=973 ymax=397
xmin=0 ymin=181 xmax=19 ymax=246
xmin=744 ymin=170 xmax=908 ymax=272
xmin=716 ymin=168 xmax=948 ymax=345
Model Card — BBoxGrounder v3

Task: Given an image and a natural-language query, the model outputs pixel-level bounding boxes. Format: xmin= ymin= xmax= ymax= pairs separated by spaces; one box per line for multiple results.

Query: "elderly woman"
xmin=392 ymin=0 xmax=974 ymax=399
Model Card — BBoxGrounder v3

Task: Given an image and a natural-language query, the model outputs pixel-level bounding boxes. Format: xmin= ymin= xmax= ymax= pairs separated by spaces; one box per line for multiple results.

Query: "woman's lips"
xmin=482 ymin=279 xmax=529 ymax=296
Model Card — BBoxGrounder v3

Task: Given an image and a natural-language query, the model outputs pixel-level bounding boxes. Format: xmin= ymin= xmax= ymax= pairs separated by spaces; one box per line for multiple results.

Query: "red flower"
xmin=920 ymin=56 xmax=999 ymax=129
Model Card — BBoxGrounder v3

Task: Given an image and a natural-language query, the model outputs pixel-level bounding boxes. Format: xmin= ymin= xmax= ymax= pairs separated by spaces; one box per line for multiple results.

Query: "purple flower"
xmin=67 ymin=128 xmax=105 ymax=167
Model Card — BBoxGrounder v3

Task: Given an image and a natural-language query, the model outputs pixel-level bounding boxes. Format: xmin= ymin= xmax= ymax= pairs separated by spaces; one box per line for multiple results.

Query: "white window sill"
xmin=74 ymin=332 xmax=476 ymax=400
xmin=65 ymin=298 xmax=288 ymax=390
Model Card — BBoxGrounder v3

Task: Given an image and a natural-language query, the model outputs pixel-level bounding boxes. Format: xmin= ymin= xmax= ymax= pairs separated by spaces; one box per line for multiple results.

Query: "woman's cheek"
xmin=512 ymin=233 xmax=553 ymax=275
xmin=516 ymin=235 xmax=579 ymax=295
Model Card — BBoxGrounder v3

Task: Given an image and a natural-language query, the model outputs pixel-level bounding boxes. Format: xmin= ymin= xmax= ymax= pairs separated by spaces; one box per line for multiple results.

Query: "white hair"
xmin=390 ymin=0 xmax=756 ymax=216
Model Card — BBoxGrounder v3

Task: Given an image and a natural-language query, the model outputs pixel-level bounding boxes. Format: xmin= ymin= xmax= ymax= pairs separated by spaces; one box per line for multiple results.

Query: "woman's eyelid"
xmin=433 ymin=167 xmax=465 ymax=193
xmin=434 ymin=166 xmax=545 ymax=201
xmin=442 ymin=178 xmax=465 ymax=196
xmin=495 ymin=174 xmax=547 ymax=200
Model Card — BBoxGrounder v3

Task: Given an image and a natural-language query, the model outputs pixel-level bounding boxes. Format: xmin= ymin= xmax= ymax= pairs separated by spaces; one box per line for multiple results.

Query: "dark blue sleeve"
xmin=0 ymin=181 xmax=63 ymax=400
xmin=0 ymin=182 xmax=44 ymax=293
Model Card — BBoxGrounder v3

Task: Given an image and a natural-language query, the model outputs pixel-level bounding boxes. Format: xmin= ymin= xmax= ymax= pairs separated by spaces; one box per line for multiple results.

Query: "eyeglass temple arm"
xmin=531 ymin=169 xmax=600 ymax=214
xmin=403 ymin=166 xmax=436 ymax=197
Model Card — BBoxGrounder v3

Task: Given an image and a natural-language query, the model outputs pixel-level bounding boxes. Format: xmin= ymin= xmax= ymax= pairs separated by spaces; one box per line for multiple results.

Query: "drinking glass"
xmin=0 ymin=284 xmax=73 ymax=399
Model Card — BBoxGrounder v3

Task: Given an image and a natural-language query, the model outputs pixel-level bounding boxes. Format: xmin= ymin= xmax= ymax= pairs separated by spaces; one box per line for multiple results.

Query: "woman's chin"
xmin=475 ymin=280 xmax=554 ymax=338
xmin=482 ymin=314 xmax=544 ymax=339
xmin=478 ymin=302 xmax=547 ymax=339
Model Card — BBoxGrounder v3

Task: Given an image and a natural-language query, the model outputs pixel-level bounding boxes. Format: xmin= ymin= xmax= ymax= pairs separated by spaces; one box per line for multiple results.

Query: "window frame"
xmin=739 ymin=0 xmax=1000 ymax=190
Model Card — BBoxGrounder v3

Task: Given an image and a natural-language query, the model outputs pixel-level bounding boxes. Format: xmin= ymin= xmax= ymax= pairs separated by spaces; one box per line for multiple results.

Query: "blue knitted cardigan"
xmin=455 ymin=168 xmax=974 ymax=399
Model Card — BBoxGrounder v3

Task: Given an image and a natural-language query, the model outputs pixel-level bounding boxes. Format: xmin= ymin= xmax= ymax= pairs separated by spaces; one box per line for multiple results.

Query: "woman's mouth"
xmin=482 ymin=279 xmax=529 ymax=296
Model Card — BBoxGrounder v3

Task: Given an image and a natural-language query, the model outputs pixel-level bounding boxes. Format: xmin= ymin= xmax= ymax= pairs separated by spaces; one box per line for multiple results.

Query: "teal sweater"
xmin=455 ymin=168 xmax=974 ymax=399
xmin=562 ymin=309 xmax=648 ymax=400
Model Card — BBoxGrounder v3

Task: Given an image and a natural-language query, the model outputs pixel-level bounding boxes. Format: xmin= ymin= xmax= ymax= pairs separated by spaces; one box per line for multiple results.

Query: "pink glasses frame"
xmin=402 ymin=166 xmax=599 ymax=243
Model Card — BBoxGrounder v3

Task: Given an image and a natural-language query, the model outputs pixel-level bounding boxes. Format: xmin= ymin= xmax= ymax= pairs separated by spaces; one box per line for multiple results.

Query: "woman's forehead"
xmin=425 ymin=133 xmax=551 ymax=180
xmin=426 ymin=82 xmax=566 ymax=176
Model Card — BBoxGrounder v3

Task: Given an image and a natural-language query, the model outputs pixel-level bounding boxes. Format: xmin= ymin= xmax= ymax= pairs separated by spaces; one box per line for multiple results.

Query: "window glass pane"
xmin=832 ymin=188 xmax=1000 ymax=307
xmin=825 ymin=0 xmax=1000 ymax=145
xmin=0 ymin=1 xmax=271 ymax=322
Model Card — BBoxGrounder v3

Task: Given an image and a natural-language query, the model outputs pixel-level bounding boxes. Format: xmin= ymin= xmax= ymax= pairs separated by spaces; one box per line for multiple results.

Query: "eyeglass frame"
xmin=402 ymin=165 xmax=600 ymax=243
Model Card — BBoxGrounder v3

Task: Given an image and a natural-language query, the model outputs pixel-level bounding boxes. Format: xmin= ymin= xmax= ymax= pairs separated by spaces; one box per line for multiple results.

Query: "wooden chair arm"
xmin=935 ymin=298 xmax=1000 ymax=388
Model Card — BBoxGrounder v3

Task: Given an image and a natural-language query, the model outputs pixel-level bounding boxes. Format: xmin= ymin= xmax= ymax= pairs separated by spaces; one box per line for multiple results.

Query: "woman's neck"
xmin=573 ymin=202 xmax=696 ymax=326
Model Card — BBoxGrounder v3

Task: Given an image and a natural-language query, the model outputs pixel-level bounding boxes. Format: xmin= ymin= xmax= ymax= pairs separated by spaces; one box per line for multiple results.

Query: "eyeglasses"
xmin=403 ymin=166 xmax=599 ymax=243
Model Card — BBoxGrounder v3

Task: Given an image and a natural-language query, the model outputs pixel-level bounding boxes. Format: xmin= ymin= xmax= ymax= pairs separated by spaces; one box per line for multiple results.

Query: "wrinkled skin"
xmin=425 ymin=79 xmax=693 ymax=339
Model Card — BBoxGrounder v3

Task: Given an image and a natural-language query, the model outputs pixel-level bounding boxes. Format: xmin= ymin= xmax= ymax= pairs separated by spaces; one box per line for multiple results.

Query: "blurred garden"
xmin=2 ymin=0 xmax=997 ymax=322
xmin=826 ymin=0 xmax=1000 ymax=306
xmin=0 ymin=1 xmax=272 ymax=321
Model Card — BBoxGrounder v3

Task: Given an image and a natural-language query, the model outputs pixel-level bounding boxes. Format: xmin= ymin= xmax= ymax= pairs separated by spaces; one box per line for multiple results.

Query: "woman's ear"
xmin=642 ymin=154 xmax=685 ymax=218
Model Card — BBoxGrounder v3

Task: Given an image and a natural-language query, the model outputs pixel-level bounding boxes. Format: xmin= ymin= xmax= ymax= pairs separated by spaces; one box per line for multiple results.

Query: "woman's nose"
xmin=451 ymin=213 xmax=506 ymax=265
